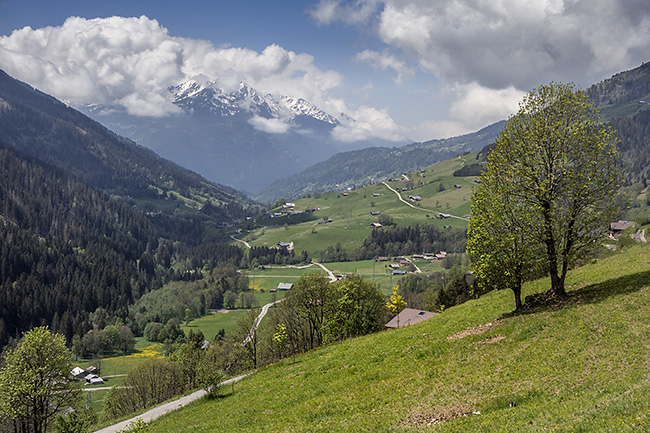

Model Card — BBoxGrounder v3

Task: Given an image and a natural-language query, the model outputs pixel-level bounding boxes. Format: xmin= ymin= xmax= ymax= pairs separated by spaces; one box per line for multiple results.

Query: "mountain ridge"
xmin=254 ymin=120 xmax=505 ymax=202
xmin=170 ymin=80 xmax=340 ymax=126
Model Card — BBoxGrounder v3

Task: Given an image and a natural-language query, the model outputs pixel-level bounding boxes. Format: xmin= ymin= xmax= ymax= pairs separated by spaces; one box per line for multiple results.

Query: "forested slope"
xmin=0 ymin=144 xmax=160 ymax=347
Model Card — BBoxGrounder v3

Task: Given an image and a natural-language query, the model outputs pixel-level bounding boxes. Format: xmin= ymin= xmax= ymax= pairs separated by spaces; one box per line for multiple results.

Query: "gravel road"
xmin=92 ymin=374 xmax=248 ymax=432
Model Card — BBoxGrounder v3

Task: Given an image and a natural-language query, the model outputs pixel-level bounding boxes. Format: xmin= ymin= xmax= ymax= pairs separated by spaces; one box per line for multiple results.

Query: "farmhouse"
xmin=408 ymin=195 xmax=422 ymax=201
xmin=386 ymin=308 xmax=439 ymax=328
xmin=70 ymin=367 xmax=86 ymax=379
xmin=370 ymin=222 xmax=382 ymax=228
xmin=371 ymin=211 xmax=381 ymax=216
xmin=396 ymin=256 xmax=411 ymax=266
xmin=85 ymin=374 xmax=104 ymax=385
xmin=609 ymin=220 xmax=636 ymax=239
xmin=277 ymin=283 xmax=293 ymax=291
xmin=277 ymin=242 xmax=292 ymax=248
xmin=392 ymin=270 xmax=407 ymax=275
xmin=431 ymin=252 xmax=447 ymax=261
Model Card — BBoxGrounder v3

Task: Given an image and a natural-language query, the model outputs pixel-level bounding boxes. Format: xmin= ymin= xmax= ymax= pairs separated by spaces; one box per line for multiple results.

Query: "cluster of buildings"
xmin=70 ymin=366 xmax=103 ymax=385
xmin=266 ymin=203 xmax=320 ymax=219
xmin=378 ymin=252 xmax=448 ymax=275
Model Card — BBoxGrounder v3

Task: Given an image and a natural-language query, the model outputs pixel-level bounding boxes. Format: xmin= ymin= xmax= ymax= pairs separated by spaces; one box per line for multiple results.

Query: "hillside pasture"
xmin=244 ymin=154 xmax=480 ymax=258
xmin=149 ymin=244 xmax=650 ymax=433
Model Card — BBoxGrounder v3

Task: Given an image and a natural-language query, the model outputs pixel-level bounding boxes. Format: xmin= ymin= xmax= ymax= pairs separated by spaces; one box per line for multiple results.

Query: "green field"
xmin=181 ymin=310 xmax=250 ymax=340
xmin=243 ymin=155 xmax=478 ymax=258
xmin=147 ymin=244 xmax=650 ymax=432
xmin=75 ymin=338 xmax=165 ymax=417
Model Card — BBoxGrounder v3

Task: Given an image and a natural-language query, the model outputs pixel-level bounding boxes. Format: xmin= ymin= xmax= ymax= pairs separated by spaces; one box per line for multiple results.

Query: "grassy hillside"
xmin=245 ymin=153 xmax=480 ymax=258
xmin=147 ymin=243 xmax=650 ymax=432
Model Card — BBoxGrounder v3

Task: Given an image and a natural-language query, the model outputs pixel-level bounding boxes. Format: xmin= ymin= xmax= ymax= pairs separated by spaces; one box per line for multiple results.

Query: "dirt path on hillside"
xmin=312 ymin=261 xmax=337 ymax=282
xmin=243 ymin=299 xmax=283 ymax=345
xmin=230 ymin=234 xmax=251 ymax=249
xmin=92 ymin=374 xmax=248 ymax=433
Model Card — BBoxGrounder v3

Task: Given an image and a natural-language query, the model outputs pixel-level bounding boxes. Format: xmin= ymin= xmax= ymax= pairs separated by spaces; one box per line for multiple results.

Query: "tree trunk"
xmin=542 ymin=203 xmax=565 ymax=297
xmin=513 ymin=285 xmax=522 ymax=310
xmin=513 ymin=267 xmax=523 ymax=310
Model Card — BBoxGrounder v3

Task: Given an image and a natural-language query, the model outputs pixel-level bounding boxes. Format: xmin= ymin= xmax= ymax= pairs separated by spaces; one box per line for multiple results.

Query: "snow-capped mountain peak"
xmin=168 ymin=80 xmax=339 ymax=126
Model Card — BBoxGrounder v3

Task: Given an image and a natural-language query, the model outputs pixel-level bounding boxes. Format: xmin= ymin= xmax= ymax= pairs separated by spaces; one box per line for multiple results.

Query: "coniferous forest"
xmin=0 ymin=143 xmax=157 ymax=346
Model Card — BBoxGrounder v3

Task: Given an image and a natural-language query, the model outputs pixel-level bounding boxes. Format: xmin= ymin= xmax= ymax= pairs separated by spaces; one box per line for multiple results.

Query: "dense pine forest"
xmin=0 ymin=144 xmax=158 ymax=347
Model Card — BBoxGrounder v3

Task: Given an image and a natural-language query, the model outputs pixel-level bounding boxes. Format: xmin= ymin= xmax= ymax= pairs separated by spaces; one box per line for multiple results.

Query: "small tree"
xmin=197 ymin=366 xmax=224 ymax=399
xmin=272 ymin=324 xmax=288 ymax=360
xmin=386 ymin=286 xmax=407 ymax=327
xmin=0 ymin=327 xmax=80 ymax=433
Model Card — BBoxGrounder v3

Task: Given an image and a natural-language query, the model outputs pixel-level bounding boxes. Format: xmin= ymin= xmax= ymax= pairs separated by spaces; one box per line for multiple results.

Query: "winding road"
xmin=230 ymin=234 xmax=251 ymax=249
xmin=382 ymin=181 xmax=469 ymax=222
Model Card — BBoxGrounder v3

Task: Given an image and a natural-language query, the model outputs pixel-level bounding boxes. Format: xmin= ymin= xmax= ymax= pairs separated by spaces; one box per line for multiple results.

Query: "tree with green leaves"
xmin=272 ymin=324 xmax=288 ymax=359
xmin=386 ymin=286 xmax=407 ymax=327
xmin=468 ymin=174 xmax=542 ymax=310
xmin=0 ymin=326 xmax=80 ymax=433
xmin=468 ymin=82 xmax=622 ymax=306
xmin=286 ymin=272 xmax=331 ymax=349
xmin=322 ymin=275 xmax=385 ymax=342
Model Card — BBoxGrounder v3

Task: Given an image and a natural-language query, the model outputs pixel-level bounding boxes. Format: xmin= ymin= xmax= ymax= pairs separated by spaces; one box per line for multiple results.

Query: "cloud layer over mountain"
xmin=0 ymin=15 xmax=401 ymax=142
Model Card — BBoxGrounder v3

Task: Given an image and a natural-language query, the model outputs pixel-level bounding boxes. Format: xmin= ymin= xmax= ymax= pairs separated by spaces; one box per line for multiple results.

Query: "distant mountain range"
xmin=83 ymin=80 xmax=394 ymax=193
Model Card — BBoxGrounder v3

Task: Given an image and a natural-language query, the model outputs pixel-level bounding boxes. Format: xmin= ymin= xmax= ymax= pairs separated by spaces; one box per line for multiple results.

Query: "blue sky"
xmin=1 ymin=1 xmax=650 ymax=144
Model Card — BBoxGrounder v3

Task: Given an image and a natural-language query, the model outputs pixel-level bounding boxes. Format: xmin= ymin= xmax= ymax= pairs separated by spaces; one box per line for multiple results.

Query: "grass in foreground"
xmin=147 ymin=244 xmax=650 ymax=432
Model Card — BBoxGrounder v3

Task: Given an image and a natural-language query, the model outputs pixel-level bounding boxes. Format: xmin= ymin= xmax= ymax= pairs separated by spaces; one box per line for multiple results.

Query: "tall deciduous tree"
xmin=0 ymin=326 xmax=80 ymax=433
xmin=468 ymin=82 xmax=622 ymax=305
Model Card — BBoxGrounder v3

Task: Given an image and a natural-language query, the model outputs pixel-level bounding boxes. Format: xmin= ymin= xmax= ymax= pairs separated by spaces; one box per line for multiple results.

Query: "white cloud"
xmin=371 ymin=0 xmax=650 ymax=89
xmin=0 ymin=16 xmax=184 ymax=116
xmin=0 ymin=15 xmax=408 ymax=143
xmin=409 ymin=83 xmax=523 ymax=139
xmin=332 ymin=106 xmax=405 ymax=142
xmin=0 ymin=15 xmax=346 ymax=123
xmin=353 ymin=49 xmax=414 ymax=84
xmin=248 ymin=116 xmax=291 ymax=134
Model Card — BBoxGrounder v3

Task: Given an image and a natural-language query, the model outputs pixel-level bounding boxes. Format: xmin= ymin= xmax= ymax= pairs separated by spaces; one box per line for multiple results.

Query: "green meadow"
xmin=244 ymin=154 xmax=479 ymax=258
xmin=147 ymin=243 xmax=650 ymax=432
